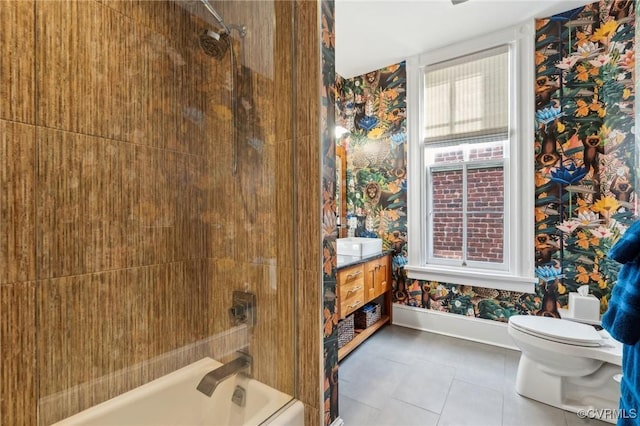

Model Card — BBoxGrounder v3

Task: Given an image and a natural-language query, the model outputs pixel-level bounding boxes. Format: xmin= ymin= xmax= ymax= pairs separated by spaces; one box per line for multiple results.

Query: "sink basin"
xmin=336 ymin=237 xmax=382 ymax=258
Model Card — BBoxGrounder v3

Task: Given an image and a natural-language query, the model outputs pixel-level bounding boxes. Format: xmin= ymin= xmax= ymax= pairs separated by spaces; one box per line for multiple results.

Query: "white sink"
xmin=336 ymin=237 xmax=382 ymax=258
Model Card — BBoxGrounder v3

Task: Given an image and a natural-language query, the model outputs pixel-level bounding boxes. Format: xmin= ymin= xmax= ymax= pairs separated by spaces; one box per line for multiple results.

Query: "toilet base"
xmin=515 ymin=354 xmax=621 ymax=424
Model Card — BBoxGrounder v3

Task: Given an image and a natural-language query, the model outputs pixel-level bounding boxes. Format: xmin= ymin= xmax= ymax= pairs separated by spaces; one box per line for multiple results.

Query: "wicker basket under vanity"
xmin=337 ymin=314 xmax=355 ymax=348
xmin=354 ymin=303 xmax=381 ymax=329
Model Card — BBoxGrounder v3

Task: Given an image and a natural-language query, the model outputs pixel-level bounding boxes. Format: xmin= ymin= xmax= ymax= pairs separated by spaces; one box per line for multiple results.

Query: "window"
xmin=425 ymin=47 xmax=508 ymax=268
xmin=405 ymin=25 xmax=536 ymax=292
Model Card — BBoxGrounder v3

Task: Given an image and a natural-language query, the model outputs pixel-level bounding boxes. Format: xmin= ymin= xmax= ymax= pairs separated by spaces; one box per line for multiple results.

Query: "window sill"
xmin=404 ymin=264 xmax=536 ymax=293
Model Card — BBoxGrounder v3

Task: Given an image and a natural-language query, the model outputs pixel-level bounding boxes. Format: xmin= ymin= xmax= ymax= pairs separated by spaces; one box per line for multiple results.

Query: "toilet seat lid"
xmin=509 ymin=315 xmax=603 ymax=346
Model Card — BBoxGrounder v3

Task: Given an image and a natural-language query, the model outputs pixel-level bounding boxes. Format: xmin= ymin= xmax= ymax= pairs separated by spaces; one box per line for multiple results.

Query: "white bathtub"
xmin=53 ymin=357 xmax=303 ymax=426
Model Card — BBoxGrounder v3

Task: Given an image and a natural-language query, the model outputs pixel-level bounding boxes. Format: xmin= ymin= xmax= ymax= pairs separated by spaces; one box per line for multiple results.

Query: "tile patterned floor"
xmin=338 ymin=325 xmax=611 ymax=426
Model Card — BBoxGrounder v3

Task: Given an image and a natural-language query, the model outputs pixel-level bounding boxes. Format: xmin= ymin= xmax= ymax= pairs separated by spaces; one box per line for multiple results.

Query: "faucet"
xmin=196 ymin=352 xmax=252 ymax=397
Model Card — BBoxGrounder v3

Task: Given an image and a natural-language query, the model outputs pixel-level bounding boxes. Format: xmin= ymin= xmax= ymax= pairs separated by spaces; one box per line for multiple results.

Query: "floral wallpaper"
xmin=338 ymin=0 xmax=636 ymax=323
xmin=336 ymin=62 xmax=409 ymax=295
xmin=320 ymin=1 xmax=339 ymax=425
xmin=533 ymin=0 xmax=636 ymax=316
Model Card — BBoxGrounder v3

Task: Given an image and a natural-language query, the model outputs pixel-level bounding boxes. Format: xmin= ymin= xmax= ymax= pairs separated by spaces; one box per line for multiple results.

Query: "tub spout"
xmin=196 ymin=353 xmax=252 ymax=397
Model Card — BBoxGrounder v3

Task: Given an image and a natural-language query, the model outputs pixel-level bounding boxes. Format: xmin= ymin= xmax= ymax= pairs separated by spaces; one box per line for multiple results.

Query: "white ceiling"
xmin=335 ymin=0 xmax=595 ymax=78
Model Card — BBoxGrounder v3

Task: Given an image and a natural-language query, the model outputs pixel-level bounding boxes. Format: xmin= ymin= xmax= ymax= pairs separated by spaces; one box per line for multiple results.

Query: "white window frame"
xmin=405 ymin=23 xmax=536 ymax=292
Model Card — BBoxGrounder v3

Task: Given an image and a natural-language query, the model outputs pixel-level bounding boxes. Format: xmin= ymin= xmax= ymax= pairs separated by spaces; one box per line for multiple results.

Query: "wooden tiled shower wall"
xmin=0 ymin=1 xmax=322 ymax=425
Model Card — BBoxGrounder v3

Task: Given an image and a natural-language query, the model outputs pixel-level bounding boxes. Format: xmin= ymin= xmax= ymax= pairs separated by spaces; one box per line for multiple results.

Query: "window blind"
xmin=424 ymin=45 xmax=509 ymax=143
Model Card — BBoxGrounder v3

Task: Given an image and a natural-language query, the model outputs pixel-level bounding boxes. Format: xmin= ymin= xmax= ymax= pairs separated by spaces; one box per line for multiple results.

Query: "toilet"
xmin=508 ymin=315 xmax=622 ymax=424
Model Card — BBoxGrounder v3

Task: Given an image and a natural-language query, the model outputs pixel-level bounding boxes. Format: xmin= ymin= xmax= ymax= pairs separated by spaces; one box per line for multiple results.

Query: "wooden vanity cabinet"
xmin=337 ymin=253 xmax=392 ymax=360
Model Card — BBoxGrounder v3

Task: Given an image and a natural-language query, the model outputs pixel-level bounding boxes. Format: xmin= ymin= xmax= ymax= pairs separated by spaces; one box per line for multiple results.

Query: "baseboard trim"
xmin=392 ymin=304 xmax=519 ymax=350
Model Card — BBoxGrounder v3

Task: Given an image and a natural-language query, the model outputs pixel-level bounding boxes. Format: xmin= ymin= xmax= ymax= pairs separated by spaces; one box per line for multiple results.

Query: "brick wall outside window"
xmin=430 ymin=145 xmax=504 ymax=263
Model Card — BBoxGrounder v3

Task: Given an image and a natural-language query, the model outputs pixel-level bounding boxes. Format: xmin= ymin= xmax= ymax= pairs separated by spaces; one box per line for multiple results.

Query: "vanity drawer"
xmin=338 ymin=265 xmax=364 ymax=286
xmin=340 ymin=287 xmax=364 ymax=318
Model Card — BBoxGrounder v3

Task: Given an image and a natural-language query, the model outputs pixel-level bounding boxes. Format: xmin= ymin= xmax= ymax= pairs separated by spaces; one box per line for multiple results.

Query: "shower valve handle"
xmin=229 ymin=291 xmax=257 ymax=326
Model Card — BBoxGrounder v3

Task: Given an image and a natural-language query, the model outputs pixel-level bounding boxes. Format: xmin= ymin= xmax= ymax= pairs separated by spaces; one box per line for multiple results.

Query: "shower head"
xmin=199 ymin=29 xmax=230 ymax=59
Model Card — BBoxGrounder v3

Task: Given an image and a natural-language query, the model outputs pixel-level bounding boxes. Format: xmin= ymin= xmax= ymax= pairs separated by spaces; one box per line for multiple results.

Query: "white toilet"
xmin=508 ymin=315 xmax=622 ymax=424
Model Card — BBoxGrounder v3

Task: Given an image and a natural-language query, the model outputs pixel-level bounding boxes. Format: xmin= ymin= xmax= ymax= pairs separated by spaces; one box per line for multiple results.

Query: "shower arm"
xmin=200 ymin=0 xmax=231 ymax=34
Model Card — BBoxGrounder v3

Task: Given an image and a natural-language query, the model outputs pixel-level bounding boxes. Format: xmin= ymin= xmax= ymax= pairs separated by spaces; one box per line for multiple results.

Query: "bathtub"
xmin=53 ymin=357 xmax=303 ymax=426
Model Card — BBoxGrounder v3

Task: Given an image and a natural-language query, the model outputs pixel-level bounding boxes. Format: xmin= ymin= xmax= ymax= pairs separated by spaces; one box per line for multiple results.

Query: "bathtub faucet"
xmin=196 ymin=352 xmax=252 ymax=397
